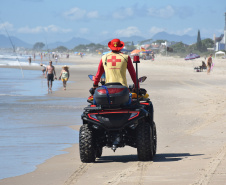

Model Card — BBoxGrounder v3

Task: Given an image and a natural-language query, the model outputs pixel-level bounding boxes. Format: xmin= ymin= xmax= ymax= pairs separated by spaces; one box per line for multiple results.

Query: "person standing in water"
xmin=45 ymin=61 xmax=57 ymax=93
xmin=28 ymin=56 xmax=31 ymax=65
xmin=59 ymin=65 xmax=70 ymax=90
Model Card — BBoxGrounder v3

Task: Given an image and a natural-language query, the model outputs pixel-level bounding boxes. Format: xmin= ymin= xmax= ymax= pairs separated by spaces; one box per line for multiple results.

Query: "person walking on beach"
xmin=45 ymin=61 xmax=57 ymax=93
xmin=59 ymin=65 xmax=70 ymax=90
xmin=207 ymin=54 xmax=212 ymax=74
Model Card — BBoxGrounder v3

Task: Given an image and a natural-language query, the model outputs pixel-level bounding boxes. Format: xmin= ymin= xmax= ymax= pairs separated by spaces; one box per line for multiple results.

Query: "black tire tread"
xmin=153 ymin=121 xmax=157 ymax=155
xmin=136 ymin=122 xmax=154 ymax=161
xmin=79 ymin=124 xmax=96 ymax=163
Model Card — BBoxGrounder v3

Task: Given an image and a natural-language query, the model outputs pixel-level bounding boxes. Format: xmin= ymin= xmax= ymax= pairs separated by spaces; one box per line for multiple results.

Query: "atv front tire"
xmin=79 ymin=124 xmax=96 ymax=163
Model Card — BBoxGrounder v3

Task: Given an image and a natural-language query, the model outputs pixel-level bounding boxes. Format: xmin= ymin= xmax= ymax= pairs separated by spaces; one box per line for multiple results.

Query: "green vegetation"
xmin=53 ymin=46 xmax=68 ymax=52
xmin=196 ymin=30 xmax=202 ymax=52
xmin=153 ymin=40 xmax=167 ymax=44
xmin=73 ymin=43 xmax=105 ymax=53
xmin=33 ymin=42 xmax=45 ymax=50
xmin=167 ymin=30 xmax=215 ymax=57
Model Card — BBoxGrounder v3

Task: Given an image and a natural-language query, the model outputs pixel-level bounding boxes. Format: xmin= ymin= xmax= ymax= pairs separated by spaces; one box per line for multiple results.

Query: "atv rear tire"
xmin=153 ymin=121 xmax=157 ymax=155
xmin=136 ymin=122 xmax=154 ymax=161
xmin=95 ymin=146 xmax=103 ymax=158
xmin=79 ymin=124 xmax=96 ymax=163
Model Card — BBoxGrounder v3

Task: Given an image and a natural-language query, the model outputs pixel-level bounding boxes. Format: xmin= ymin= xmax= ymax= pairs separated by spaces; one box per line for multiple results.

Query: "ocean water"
xmin=0 ymin=53 xmax=70 ymax=67
xmin=0 ymin=55 xmax=87 ymax=179
xmin=0 ymin=54 xmax=40 ymax=66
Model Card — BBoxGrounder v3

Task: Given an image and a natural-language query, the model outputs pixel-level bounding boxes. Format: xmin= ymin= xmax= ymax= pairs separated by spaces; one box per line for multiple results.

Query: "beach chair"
xmin=194 ymin=61 xmax=207 ymax=72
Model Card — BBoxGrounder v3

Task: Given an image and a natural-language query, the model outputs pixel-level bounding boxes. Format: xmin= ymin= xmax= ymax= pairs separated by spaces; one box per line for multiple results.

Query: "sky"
xmin=0 ymin=0 xmax=226 ymax=45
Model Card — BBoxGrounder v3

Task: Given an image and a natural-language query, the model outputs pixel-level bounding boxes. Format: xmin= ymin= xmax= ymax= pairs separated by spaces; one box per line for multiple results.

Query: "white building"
xmin=214 ymin=12 xmax=226 ymax=51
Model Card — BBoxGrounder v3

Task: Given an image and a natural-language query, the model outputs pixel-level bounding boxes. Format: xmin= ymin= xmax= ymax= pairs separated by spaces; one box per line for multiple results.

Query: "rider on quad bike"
xmin=93 ymin=38 xmax=139 ymax=91
xmin=79 ymin=39 xmax=157 ymax=163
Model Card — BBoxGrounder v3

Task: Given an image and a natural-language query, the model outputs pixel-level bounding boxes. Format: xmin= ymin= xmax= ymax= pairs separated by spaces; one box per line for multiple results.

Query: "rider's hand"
xmin=132 ymin=88 xmax=140 ymax=93
xmin=89 ymin=87 xmax=96 ymax=95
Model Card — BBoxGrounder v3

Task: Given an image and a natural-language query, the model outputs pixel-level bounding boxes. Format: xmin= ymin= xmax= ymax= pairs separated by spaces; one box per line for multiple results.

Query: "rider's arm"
xmin=93 ymin=59 xmax=104 ymax=87
xmin=127 ymin=56 xmax=140 ymax=88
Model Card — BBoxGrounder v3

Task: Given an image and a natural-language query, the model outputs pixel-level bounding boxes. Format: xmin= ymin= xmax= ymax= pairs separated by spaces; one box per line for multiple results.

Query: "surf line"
xmin=0 ymin=18 xmax=24 ymax=78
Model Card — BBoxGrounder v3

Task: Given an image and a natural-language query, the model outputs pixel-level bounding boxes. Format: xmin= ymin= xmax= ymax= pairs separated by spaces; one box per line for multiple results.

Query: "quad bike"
xmin=79 ymin=57 xmax=157 ymax=162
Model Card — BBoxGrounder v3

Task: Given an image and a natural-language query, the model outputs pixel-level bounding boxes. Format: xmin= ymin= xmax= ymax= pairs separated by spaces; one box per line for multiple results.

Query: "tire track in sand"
xmin=177 ymin=80 xmax=226 ymax=135
xmin=104 ymin=161 xmax=153 ymax=185
xmin=192 ymin=144 xmax=226 ymax=185
xmin=64 ymin=163 xmax=93 ymax=185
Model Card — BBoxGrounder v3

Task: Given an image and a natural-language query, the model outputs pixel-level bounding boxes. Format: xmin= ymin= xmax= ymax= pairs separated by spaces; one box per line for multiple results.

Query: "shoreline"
xmin=0 ymin=55 xmax=101 ymax=182
xmin=1 ymin=55 xmax=226 ymax=184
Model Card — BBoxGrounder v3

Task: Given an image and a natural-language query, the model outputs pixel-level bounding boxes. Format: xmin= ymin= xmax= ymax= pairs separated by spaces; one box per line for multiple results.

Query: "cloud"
xmin=18 ymin=25 xmax=72 ymax=33
xmin=115 ymin=26 xmax=140 ymax=37
xmin=149 ymin=26 xmax=166 ymax=35
xmin=101 ymin=31 xmax=109 ymax=35
xmin=174 ymin=6 xmax=194 ymax=19
xmin=147 ymin=5 xmax=175 ymax=18
xmin=87 ymin=11 xmax=99 ymax=19
xmin=63 ymin=7 xmax=99 ymax=20
xmin=0 ymin=22 xmax=14 ymax=31
xmin=79 ymin=28 xmax=89 ymax=34
xmin=112 ymin=8 xmax=134 ymax=19
xmin=170 ymin=28 xmax=193 ymax=35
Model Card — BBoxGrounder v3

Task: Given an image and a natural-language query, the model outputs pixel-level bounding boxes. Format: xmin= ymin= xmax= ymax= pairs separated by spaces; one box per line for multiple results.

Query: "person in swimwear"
xmin=207 ymin=54 xmax=212 ymax=74
xmin=45 ymin=60 xmax=57 ymax=93
xmin=59 ymin=65 xmax=70 ymax=90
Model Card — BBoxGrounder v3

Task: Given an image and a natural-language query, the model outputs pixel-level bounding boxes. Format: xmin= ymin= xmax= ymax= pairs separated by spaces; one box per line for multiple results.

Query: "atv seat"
xmin=105 ymin=82 xmax=123 ymax=86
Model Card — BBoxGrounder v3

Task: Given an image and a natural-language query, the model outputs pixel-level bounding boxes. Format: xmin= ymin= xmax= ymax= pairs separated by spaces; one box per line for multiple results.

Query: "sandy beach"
xmin=1 ymin=54 xmax=226 ymax=185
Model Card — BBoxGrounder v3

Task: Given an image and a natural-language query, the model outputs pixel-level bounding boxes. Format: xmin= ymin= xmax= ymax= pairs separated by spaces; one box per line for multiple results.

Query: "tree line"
xmin=33 ymin=30 xmax=215 ymax=56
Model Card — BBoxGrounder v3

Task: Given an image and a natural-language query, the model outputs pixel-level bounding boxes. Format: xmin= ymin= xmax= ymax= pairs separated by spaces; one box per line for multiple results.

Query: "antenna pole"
xmin=133 ymin=55 xmax=140 ymax=103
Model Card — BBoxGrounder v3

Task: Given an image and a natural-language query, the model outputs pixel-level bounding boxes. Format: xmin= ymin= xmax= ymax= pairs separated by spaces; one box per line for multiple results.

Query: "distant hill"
xmin=0 ymin=34 xmax=32 ymax=48
xmin=98 ymin=33 xmax=198 ymax=45
xmin=99 ymin=36 xmax=146 ymax=45
xmin=151 ymin=31 xmax=198 ymax=45
xmin=48 ymin=37 xmax=92 ymax=49
xmin=0 ymin=32 xmax=202 ymax=49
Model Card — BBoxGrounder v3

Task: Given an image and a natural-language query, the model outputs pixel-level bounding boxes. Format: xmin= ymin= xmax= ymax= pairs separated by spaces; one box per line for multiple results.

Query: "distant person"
xmin=33 ymin=53 xmax=36 ymax=60
xmin=28 ymin=56 xmax=31 ymax=64
xmin=59 ymin=65 xmax=70 ymax=90
xmin=45 ymin=61 xmax=57 ymax=93
xmin=207 ymin=54 xmax=212 ymax=74
xmin=55 ymin=55 xmax=58 ymax=63
xmin=40 ymin=63 xmax=46 ymax=75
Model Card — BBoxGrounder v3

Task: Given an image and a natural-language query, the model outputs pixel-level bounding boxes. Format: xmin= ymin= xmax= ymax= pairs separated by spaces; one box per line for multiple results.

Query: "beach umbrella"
xmin=185 ymin=53 xmax=200 ymax=60
xmin=142 ymin=50 xmax=152 ymax=54
xmin=121 ymin=49 xmax=133 ymax=52
xmin=131 ymin=49 xmax=141 ymax=55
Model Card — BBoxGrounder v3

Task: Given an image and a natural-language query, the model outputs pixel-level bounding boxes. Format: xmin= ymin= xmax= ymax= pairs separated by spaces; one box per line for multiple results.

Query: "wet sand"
xmin=1 ymin=55 xmax=226 ymax=185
